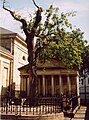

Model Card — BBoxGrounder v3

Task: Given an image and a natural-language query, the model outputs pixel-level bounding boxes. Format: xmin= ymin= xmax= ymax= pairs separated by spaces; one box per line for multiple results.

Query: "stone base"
xmin=39 ymin=112 xmax=64 ymax=120
xmin=1 ymin=112 xmax=64 ymax=120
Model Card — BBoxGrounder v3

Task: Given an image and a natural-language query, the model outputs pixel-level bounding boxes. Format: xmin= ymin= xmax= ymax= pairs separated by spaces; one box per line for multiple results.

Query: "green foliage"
xmin=81 ymin=44 xmax=89 ymax=73
xmin=28 ymin=5 xmax=86 ymax=69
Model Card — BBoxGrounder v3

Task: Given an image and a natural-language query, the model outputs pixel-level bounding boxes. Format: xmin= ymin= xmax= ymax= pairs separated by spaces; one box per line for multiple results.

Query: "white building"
xmin=0 ymin=46 xmax=13 ymax=96
xmin=79 ymin=74 xmax=89 ymax=104
xmin=0 ymin=27 xmax=28 ymax=97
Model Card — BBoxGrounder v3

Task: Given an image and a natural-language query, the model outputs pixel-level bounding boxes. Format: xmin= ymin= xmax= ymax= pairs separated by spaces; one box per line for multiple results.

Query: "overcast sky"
xmin=0 ymin=0 xmax=89 ymax=41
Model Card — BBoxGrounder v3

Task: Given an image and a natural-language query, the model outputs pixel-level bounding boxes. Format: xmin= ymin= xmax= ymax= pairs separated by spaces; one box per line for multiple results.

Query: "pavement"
xmin=64 ymin=105 xmax=89 ymax=120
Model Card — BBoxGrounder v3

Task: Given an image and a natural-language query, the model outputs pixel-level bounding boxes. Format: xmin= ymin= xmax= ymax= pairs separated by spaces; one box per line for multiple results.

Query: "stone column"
xmin=76 ymin=72 xmax=80 ymax=96
xmin=76 ymin=71 xmax=80 ymax=106
xmin=59 ymin=75 xmax=62 ymax=96
xmin=42 ymin=75 xmax=45 ymax=96
xmin=11 ymin=60 xmax=13 ymax=84
xmin=10 ymin=60 xmax=13 ymax=97
xmin=27 ymin=77 xmax=30 ymax=97
xmin=67 ymin=75 xmax=71 ymax=97
xmin=51 ymin=75 xmax=54 ymax=96
xmin=20 ymin=76 xmax=23 ymax=97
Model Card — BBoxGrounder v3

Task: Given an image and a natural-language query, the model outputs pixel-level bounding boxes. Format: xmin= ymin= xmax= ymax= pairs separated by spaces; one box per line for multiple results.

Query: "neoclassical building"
xmin=0 ymin=27 xmax=28 ymax=97
xmin=0 ymin=46 xmax=13 ymax=96
xmin=18 ymin=59 xmax=80 ymax=98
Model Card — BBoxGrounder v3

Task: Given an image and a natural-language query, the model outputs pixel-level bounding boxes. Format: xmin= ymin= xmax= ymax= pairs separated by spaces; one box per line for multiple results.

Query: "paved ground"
xmin=64 ymin=105 xmax=89 ymax=120
xmin=73 ymin=106 xmax=87 ymax=120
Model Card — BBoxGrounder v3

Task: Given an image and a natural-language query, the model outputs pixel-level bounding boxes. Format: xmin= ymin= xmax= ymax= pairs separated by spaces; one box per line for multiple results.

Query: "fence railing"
xmin=0 ymin=95 xmax=79 ymax=116
xmin=0 ymin=97 xmax=63 ymax=116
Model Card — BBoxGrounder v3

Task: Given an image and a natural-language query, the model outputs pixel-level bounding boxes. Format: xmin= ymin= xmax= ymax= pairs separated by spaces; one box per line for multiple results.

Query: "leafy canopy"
xmin=81 ymin=44 xmax=89 ymax=74
xmin=26 ymin=5 xmax=86 ymax=69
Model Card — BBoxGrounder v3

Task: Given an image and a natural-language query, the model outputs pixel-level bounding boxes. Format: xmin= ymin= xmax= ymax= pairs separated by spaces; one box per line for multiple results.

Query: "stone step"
xmin=64 ymin=117 xmax=70 ymax=120
xmin=76 ymin=110 xmax=86 ymax=114
xmin=72 ymin=106 xmax=87 ymax=120
xmin=72 ymin=118 xmax=84 ymax=120
xmin=79 ymin=106 xmax=87 ymax=110
xmin=74 ymin=113 xmax=85 ymax=118
xmin=64 ymin=106 xmax=87 ymax=120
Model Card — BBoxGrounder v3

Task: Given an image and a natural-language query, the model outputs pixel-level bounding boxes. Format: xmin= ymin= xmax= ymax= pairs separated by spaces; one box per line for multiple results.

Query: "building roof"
xmin=0 ymin=27 xmax=26 ymax=47
xmin=18 ymin=59 xmax=79 ymax=76
xmin=0 ymin=46 xmax=13 ymax=59
xmin=37 ymin=59 xmax=66 ymax=69
xmin=0 ymin=46 xmax=10 ymax=53
xmin=18 ymin=59 xmax=78 ymax=75
xmin=18 ymin=59 xmax=66 ymax=71
xmin=0 ymin=27 xmax=15 ymax=34
xmin=0 ymin=27 xmax=25 ymax=41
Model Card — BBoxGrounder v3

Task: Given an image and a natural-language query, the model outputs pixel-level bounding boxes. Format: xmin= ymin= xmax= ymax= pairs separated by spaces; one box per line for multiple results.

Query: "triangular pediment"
xmin=18 ymin=59 xmax=66 ymax=71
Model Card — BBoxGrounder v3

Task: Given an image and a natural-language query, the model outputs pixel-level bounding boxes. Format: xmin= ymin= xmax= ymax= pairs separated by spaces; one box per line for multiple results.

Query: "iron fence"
xmin=0 ymin=97 xmax=63 ymax=116
xmin=0 ymin=93 xmax=80 ymax=118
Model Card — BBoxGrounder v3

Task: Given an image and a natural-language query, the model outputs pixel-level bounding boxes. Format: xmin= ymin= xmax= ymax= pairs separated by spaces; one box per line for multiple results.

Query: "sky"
xmin=0 ymin=0 xmax=89 ymax=41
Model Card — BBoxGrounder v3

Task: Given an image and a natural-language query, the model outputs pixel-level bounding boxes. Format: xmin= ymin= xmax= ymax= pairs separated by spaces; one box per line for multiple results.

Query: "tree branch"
xmin=28 ymin=8 xmax=43 ymax=41
xmin=33 ymin=8 xmax=43 ymax=28
xmin=3 ymin=0 xmax=29 ymax=36
xmin=32 ymin=0 xmax=39 ymax=8
xmin=3 ymin=0 xmax=20 ymax=21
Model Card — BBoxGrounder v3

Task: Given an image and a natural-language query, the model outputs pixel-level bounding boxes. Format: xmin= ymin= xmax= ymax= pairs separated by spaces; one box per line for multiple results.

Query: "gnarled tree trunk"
xmin=3 ymin=0 xmax=42 ymax=100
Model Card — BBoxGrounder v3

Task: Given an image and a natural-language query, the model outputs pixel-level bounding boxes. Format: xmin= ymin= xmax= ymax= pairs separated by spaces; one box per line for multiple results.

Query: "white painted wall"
xmin=13 ymin=38 xmax=28 ymax=91
xmin=0 ymin=54 xmax=10 ymax=95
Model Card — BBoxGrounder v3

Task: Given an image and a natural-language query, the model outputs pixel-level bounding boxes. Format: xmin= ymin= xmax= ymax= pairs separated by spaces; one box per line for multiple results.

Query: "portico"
xmin=37 ymin=74 xmax=77 ymax=97
xmin=18 ymin=59 xmax=79 ymax=98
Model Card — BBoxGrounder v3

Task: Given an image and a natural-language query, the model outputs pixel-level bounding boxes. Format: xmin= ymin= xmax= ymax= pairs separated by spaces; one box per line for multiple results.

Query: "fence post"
xmin=15 ymin=105 xmax=18 ymax=115
xmin=6 ymin=98 xmax=8 ymax=114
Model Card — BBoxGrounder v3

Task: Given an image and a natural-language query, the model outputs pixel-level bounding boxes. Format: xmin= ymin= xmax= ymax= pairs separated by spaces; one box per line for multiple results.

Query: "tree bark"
xmin=26 ymin=8 xmax=42 ymax=99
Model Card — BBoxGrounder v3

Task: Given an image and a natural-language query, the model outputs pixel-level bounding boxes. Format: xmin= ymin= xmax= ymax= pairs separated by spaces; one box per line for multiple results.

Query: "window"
xmin=88 ymin=78 xmax=89 ymax=84
xmin=22 ymin=56 xmax=26 ymax=61
xmin=3 ymin=67 xmax=8 ymax=87
xmin=81 ymin=79 xmax=83 ymax=85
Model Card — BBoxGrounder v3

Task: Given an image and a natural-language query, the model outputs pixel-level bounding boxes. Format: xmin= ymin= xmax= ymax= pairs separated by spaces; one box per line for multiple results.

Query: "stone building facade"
xmin=0 ymin=46 xmax=13 ymax=96
xmin=0 ymin=27 xmax=28 ymax=97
